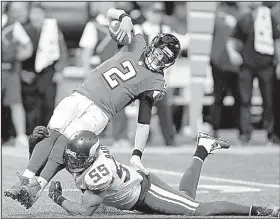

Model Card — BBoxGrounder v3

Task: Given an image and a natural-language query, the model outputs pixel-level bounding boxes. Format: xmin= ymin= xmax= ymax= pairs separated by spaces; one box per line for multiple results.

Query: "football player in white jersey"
xmin=47 ymin=130 xmax=279 ymax=217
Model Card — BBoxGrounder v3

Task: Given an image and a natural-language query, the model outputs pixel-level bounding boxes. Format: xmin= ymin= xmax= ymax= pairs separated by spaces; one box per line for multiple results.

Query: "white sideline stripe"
xmin=148 ymin=190 xmax=196 ymax=212
xmin=151 ymin=184 xmax=199 ymax=208
xmin=148 ymin=168 xmax=280 ymax=189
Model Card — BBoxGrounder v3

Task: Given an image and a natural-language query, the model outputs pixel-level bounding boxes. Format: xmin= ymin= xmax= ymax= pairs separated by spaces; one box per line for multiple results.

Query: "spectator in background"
xmin=227 ymin=1 xmax=280 ymax=145
xmin=1 ymin=2 xmax=32 ymax=147
xmin=210 ymin=2 xmax=241 ymax=138
xmin=21 ymin=3 xmax=68 ymax=135
xmin=271 ymin=2 xmax=280 ymax=144
xmin=80 ymin=2 xmax=117 ymax=76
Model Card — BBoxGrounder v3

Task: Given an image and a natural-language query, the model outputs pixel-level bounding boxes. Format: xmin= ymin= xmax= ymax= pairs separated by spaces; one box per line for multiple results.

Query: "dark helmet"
xmin=144 ymin=33 xmax=181 ymax=72
xmin=63 ymin=130 xmax=100 ymax=173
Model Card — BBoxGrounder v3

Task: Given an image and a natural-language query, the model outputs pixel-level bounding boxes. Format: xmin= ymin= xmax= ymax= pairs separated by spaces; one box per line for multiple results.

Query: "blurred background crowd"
xmin=2 ymin=1 xmax=280 ymax=149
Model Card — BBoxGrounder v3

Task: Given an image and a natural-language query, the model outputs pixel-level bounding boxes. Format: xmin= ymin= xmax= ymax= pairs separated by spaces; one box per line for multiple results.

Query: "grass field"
xmin=2 ymin=140 xmax=280 ymax=218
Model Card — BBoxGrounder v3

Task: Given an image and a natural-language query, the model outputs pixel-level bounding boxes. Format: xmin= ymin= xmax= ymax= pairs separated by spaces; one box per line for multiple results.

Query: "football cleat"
xmin=197 ymin=132 xmax=230 ymax=154
xmin=256 ymin=206 xmax=280 ymax=217
xmin=17 ymin=179 xmax=41 ymax=209
xmin=4 ymin=172 xmax=29 ymax=201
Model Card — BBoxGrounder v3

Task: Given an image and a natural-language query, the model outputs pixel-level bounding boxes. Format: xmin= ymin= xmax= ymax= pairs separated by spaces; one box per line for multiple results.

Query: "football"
xmin=108 ymin=20 xmax=130 ymax=45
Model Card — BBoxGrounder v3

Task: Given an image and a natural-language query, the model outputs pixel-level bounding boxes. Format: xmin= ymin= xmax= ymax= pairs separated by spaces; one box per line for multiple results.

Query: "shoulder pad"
xmin=84 ymin=162 xmax=113 ymax=192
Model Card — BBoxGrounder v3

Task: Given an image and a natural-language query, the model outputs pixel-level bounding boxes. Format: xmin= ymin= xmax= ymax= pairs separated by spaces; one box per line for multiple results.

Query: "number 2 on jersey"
xmin=88 ymin=164 xmax=110 ymax=183
xmin=102 ymin=60 xmax=136 ymax=89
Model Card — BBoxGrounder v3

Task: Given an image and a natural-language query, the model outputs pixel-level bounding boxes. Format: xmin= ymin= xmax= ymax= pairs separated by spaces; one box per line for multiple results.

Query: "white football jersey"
xmin=73 ymin=145 xmax=143 ymax=210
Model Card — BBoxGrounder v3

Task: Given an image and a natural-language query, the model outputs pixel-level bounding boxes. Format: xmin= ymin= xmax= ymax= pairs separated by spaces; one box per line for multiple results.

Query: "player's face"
xmin=145 ymin=48 xmax=170 ymax=72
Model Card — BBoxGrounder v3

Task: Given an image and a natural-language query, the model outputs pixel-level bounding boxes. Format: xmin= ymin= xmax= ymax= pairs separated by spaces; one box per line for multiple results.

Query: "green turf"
xmin=2 ymin=147 xmax=279 ymax=218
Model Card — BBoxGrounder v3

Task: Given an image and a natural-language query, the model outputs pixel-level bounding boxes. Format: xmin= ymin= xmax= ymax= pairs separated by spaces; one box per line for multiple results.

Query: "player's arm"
xmin=49 ymin=181 xmax=105 ymax=216
xmin=107 ymin=8 xmax=134 ymax=43
xmin=131 ymin=91 xmax=165 ymax=174
xmin=60 ymin=190 xmax=105 ymax=216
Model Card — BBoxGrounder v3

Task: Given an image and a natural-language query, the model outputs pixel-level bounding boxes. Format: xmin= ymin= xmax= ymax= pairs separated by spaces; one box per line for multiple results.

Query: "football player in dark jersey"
xmin=4 ymin=8 xmax=181 ymax=209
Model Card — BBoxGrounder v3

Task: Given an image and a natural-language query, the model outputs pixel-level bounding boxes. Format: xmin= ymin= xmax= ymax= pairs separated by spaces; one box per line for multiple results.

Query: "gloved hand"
xmin=29 ymin=126 xmax=49 ymax=145
xmin=116 ymin=16 xmax=134 ymax=44
xmin=48 ymin=181 xmax=63 ymax=205
xmin=130 ymin=155 xmax=149 ymax=175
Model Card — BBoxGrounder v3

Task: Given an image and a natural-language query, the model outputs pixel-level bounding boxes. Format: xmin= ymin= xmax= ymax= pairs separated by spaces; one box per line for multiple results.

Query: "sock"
xmin=40 ymin=158 xmax=61 ymax=182
xmin=37 ymin=177 xmax=48 ymax=191
xmin=193 ymin=146 xmax=208 ymax=161
xmin=179 ymin=157 xmax=203 ymax=199
xmin=23 ymin=169 xmax=35 ymax=179
xmin=27 ymin=129 xmax=61 ymax=173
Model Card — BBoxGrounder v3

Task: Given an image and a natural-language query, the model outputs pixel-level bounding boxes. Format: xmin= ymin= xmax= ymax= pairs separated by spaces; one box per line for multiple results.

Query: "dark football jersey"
xmin=76 ymin=34 xmax=166 ymax=120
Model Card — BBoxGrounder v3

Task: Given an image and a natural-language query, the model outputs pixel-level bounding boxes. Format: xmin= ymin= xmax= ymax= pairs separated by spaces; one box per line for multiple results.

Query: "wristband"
xmin=57 ymin=195 xmax=66 ymax=206
xmin=132 ymin=149 xmax=142 ymax=159
xmin=119 ymin=13 xmax=129 ymax=22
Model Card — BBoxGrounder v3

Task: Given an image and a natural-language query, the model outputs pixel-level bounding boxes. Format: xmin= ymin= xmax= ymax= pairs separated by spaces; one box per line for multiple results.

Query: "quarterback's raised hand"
xmin=49 ymin=181 xmax=66 ymax=206
xmin=116 ymin=15 xmax=133 ymax=44
xmin=130 ymin=155 xmax=149 ymax=175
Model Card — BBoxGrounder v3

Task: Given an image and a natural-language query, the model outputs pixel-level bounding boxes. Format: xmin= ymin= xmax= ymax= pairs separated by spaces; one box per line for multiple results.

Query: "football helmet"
xmin=144 ymin=33 xmax=181 ymax=72
xmin=63 ymin=130 xmax=100 ymax=173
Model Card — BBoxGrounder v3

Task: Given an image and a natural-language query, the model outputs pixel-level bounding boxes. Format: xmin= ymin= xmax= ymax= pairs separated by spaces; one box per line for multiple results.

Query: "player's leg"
xmin=62 ymin=102 xmax=109 ymax=137
xmin=179 ymin=132 xmax=230 ymax=199
xmin=24 ymin=93 xmax=78 ymax=177
xmin=18 ymin=101 xmax=109 ymax=208
xmin=136 ymin=172 xmax=200 ymax=215
xmin=18 ymin=134 xmax=68 ymax=209
xmin=4 ymin=93 xmax=82 ymax=199
xmin=135 ymin=167 xmax=279 ymax=216
xmin=195 ymin=201 xmax=279 ymax=216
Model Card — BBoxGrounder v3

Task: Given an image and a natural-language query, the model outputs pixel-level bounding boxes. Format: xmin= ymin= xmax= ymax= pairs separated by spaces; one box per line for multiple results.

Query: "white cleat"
xmin=197 ymin=132 xmax=230 ymax=154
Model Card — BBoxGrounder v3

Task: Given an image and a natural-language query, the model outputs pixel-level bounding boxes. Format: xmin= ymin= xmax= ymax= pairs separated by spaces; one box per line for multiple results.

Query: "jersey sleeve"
xmin=84 ymin=163 xmax=114 ymax=192
xmin=138 ymin=91 xmax=154 ymax=124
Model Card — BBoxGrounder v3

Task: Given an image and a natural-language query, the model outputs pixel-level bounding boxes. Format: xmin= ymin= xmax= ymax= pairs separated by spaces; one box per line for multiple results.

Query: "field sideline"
xmin=2 ymin=145 xmax=280 ymax=218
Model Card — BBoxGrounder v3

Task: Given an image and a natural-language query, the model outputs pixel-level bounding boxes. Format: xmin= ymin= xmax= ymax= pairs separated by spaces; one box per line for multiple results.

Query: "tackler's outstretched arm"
xmin=49 ymin=181 xmax=105 ymax=216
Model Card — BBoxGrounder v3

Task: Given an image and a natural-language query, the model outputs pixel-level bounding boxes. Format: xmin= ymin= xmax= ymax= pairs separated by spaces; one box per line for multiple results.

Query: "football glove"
xmin=29 ymin=126 xmax=49 ymax=145
xmin=130 ymin=155 xmax=149 ymax=175
xmin=48 ymin=181 xmax=65 ymax=205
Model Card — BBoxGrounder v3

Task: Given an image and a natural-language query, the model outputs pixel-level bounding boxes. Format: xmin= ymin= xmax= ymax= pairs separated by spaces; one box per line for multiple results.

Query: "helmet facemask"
xmin=64 ymin=140 xmax=100 ymax=174
xmin=144 ymin=46 xmax=175 ymax=72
